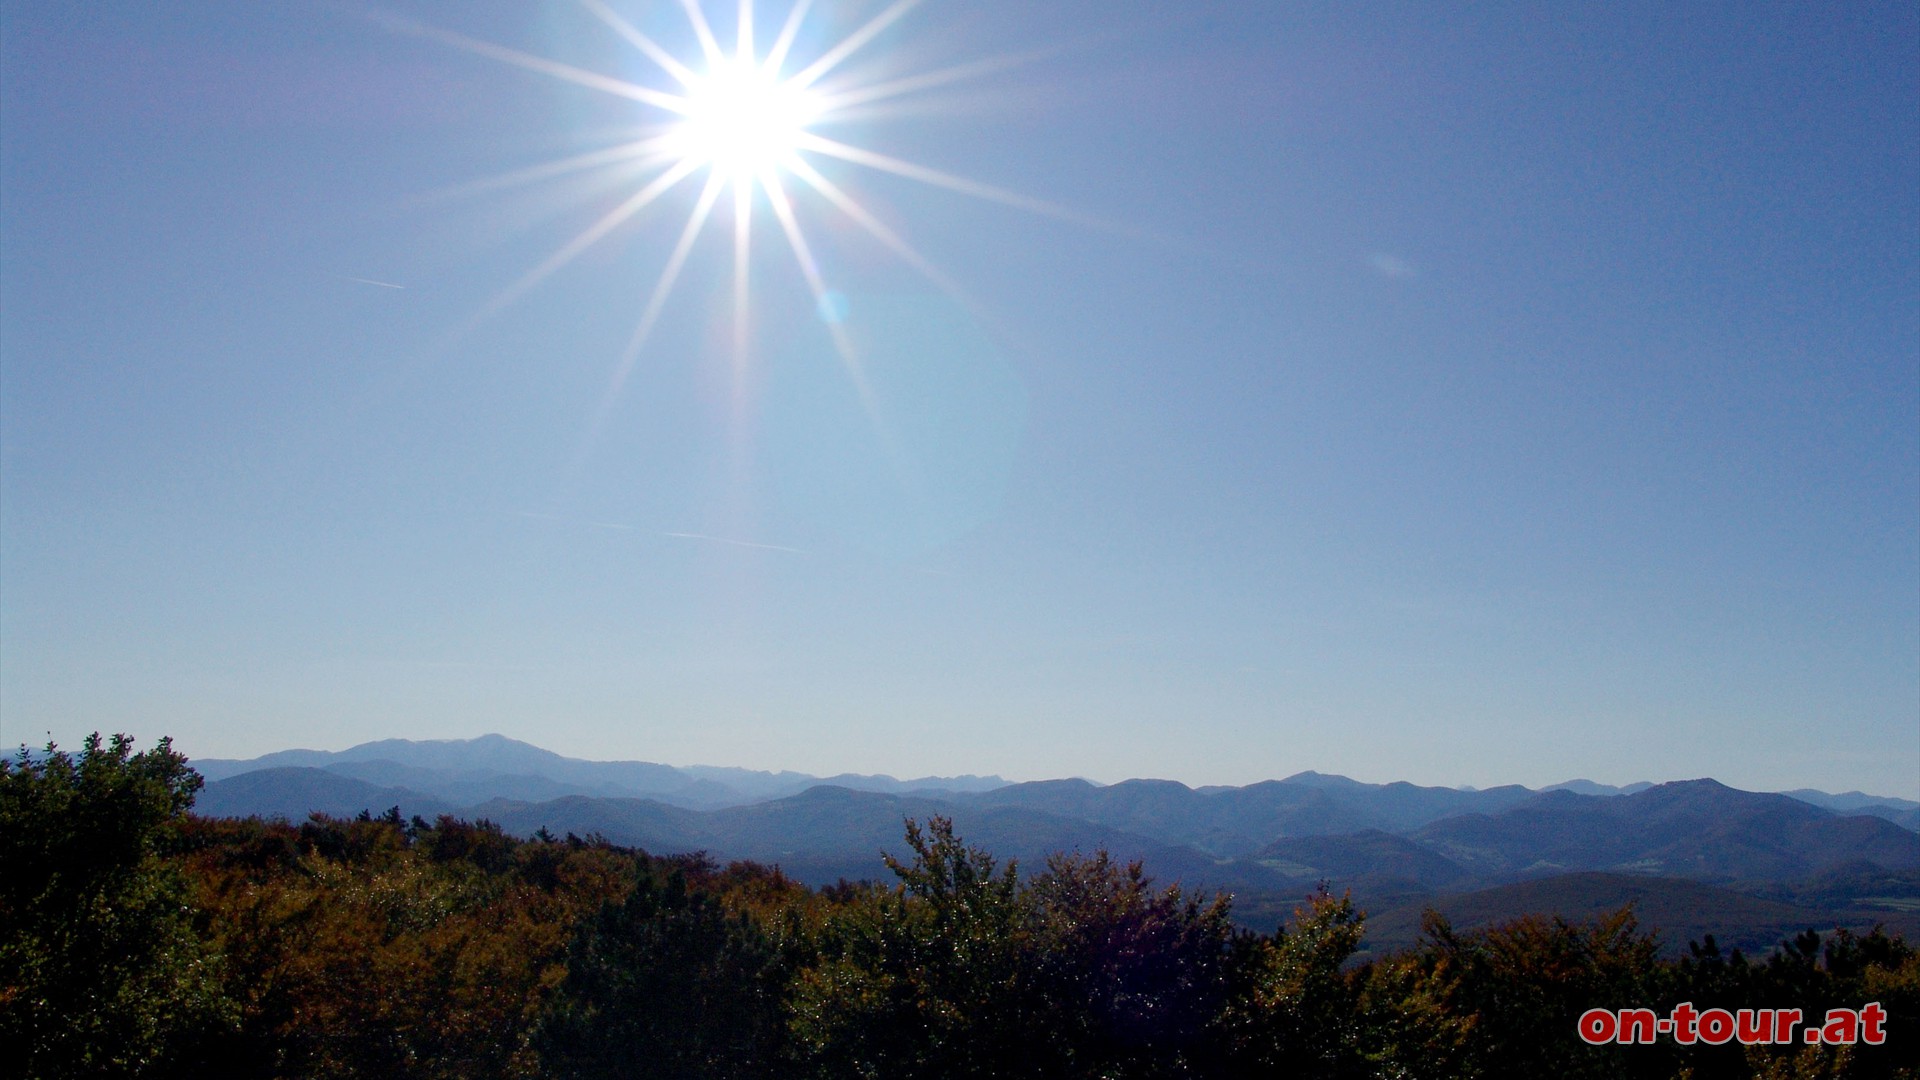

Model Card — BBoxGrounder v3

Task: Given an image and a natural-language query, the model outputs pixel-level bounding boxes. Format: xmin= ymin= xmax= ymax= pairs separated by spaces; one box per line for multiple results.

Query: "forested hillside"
xmin=5 ymin=736 xmax=1917 ymax=1079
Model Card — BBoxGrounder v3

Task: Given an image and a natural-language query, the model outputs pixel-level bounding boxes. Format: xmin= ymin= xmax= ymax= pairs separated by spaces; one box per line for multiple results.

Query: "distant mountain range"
xmin=192 ymin=733 xmax=1008 ymax=812
xmin=190 ymin=733 xmax=1920 ymax=834
xmin=188 ymin=735 xmax=1920 ymax=951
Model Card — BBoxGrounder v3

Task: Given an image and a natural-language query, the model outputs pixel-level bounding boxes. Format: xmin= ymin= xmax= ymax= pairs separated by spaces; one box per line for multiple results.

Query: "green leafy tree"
xmin=788 ymin=816 xmax=1049 ymax=1078
xmin=535 ymin=858 xmax=786 ymax=1080
xmin=1213 ymin=886 xmax=1374 ymax=1077
xmin=789 ymin=818 xmax=1236 ymax=1079
xmin=0 ymin=734 xmax=229 ymax=1078
xmin=1027 ymin=850 xmax=1233 ymax=1077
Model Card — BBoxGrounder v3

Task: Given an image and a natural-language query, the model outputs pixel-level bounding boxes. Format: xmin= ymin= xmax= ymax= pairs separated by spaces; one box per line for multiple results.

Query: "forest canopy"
xmin=2 ymin=734 xmax=1914 ymax=1079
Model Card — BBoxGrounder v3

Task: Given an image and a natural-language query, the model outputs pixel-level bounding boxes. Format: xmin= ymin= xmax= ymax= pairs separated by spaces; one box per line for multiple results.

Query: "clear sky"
xmin=2 ymin=1 xmax=1915 ymax=796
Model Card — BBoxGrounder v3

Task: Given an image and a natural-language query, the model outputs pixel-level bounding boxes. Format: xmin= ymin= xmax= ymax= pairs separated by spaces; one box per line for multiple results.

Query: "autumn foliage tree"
xmin=177 ymin=814 xmax=638 ymax=1079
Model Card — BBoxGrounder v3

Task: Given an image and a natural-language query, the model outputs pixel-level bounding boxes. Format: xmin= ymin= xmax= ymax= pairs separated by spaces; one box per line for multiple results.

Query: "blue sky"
xmin=2 ymin=1 xmax=1915 ymax=795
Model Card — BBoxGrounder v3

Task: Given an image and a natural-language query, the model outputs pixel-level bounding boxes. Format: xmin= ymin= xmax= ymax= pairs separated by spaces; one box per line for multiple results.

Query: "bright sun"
xmin=673 ymin=57 xmax=821 ymax=181
xmin=392 ymin=0 xmax=1065 ymax=406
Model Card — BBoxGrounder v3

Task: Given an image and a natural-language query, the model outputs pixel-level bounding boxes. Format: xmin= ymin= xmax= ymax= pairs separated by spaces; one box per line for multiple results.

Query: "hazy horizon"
xmin=143 ymin=730 xmax=1910 ymax=803
xmin=3 ymin=3 xmax=1916 ymax=799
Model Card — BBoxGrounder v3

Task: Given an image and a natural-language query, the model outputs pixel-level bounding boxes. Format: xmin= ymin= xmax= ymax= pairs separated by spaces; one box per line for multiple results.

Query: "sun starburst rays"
xmin=579 ymin=0 xmax=700 ymax=88
xmin=403 ymin=0 xmax=1051 ymax=456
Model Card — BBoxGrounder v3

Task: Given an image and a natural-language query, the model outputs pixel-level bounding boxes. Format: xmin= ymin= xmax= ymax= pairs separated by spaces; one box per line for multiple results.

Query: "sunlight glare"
xmin=672 ymin=57 xmax=821 ymax=183
xmin=400 ymin=0 xmax=1071 ymax=435
xmin=380 ymin=0 xmax=1092 ymax=521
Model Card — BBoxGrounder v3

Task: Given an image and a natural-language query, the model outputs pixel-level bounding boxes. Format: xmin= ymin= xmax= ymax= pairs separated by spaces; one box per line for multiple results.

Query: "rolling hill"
xmin=189 ymin=736 xmax=1920 ymax=944
xmin=1359 ymin=871 xmax=1920 ymax=959
xmin=1412 ymin=780 xmax=1920 ymax=881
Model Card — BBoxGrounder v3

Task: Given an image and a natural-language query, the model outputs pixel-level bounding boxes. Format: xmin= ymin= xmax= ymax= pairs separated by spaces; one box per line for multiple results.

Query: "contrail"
xmin=336 ymin=274 xmax=407 ymax=289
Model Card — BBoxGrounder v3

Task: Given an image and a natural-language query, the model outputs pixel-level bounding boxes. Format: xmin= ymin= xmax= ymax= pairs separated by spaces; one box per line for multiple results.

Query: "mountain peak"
xmin=1653 ymin=778 xmax=1732 ymax=791
xmin=1280 ymin=770 xmax=1360 ymax=788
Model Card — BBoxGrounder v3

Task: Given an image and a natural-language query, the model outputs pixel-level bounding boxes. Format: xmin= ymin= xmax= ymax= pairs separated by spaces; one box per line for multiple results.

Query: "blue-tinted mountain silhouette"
xmin=190 ymin=737 xmax=1916 ymax=913
xmin=193 ymin=733 xmax=1006 ymax=811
